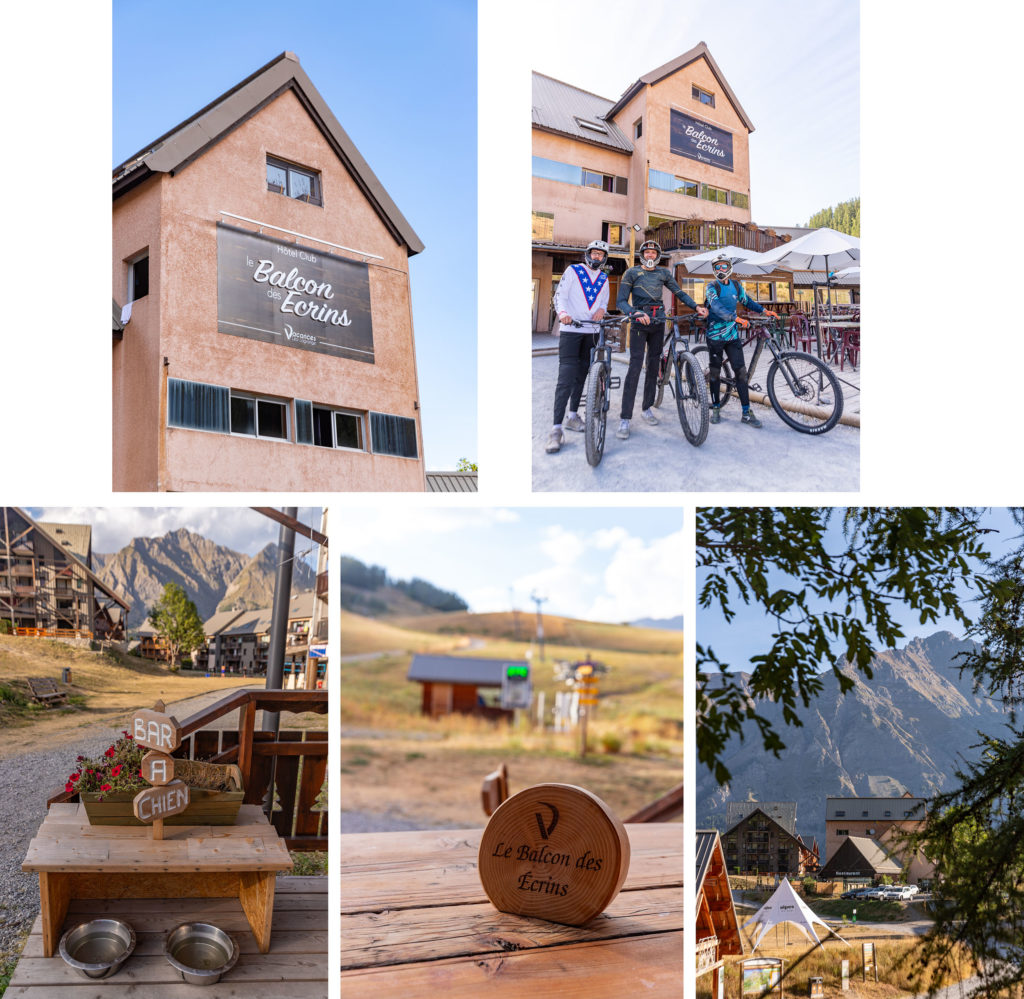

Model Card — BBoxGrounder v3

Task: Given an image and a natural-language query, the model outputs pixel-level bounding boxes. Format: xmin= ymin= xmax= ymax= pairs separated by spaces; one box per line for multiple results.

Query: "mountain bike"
xmin=691 ymin=316 xmax=843 ymax=434
xmin=652 ymin=314 xmax=709 ymax=446
xmin=572 ymin=316 xmax=626 ymax=467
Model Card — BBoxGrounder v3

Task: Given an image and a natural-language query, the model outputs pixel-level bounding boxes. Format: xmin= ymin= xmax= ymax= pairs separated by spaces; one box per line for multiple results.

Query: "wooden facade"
xmin=696 ymin=830 xmax=743 ymax=992
xmin=722 ymin=806 xmax=819 ymax=878
xmin=0 ymin=508 xmax=129 ymax=640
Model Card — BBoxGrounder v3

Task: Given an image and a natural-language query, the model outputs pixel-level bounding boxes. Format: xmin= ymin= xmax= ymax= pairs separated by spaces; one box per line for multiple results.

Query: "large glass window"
xmin=230 ymin=394 xmax=288 ymax=439
xmin=335 ymin=412 xmax=363 ymax=450
xmin=533 ymin=156 xmax=626 ymax=194
xmin=300 ymin=403 xmax=366 ymax=450
xmin=167 ymin=379 xmax=230 ymax=433
xmin=370 ymin=413 xmax=418 ymax=459
xmin=701 ymin=183 xmax=729 ymax=205
xmin=731 ymin=191 xmax=749 ymax=209
xmin=648 ymin=170 xmax=698 ymax=197
xmin=266 ymin=156 xmax=322 ymax=206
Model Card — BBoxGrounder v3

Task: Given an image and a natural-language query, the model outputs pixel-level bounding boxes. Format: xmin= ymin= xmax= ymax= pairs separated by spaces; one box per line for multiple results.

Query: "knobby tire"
xmin=674 ymin=350 xmax=709 ymax=446
xmin=691 ymin=343 xmax=734 ymax=409
xmin=766 ymin=351 xmax=843 ymax=434
xmin=584 ymin=360 xmax=608 ymax=466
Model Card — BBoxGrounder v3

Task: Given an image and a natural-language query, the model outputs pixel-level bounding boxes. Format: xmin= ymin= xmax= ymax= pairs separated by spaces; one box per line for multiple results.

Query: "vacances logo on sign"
xmin=670 ymin=109 xmax=734 ymax=172
xmin=216 ymin=223 xmax=375 ymax=363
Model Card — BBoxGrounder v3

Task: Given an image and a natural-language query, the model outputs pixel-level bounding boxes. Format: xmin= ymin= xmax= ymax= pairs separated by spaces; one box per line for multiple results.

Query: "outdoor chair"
xmin=481 ymin=763 xmax=509 ymax=816
xmin=789 ymin=314 xmax=815 ymax=352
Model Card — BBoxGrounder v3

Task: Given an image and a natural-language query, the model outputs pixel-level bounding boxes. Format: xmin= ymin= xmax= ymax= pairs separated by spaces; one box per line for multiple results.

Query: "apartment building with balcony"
xmin=532 ymin=42 xmax=794 ymax=333
xmin=722 ymin=802 xmax=819 ymax=878
xmin=0 ymin=508 xmax=128 ymax=640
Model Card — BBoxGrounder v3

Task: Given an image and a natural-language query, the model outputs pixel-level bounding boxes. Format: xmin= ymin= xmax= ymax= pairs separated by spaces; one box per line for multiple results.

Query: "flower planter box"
xmin=79 ymin=766 xmax=244 ymax=826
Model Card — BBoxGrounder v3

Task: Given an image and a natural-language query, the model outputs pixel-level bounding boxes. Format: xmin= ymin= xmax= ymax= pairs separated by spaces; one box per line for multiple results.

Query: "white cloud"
xmin=588 ymin=528 xmax=685 ymax=623
xmin=539 ymin=524 xmax=587 ymax=567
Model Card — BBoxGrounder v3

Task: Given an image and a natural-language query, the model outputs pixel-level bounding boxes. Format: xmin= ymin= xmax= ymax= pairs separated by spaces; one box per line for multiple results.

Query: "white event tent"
xmin=741 ymin=878 xmax=849 ymax=953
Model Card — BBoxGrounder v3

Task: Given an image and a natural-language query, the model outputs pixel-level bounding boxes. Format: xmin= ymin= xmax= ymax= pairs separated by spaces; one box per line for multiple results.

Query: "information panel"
xmin=217 ymin=223 xmax=374 ymax=363
xmin=670 ymin=109 xmax=734 ymax=172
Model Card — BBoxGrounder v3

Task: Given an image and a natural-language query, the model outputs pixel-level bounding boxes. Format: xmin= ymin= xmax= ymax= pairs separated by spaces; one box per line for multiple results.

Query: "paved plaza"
xmin=532 ymin=338 xmax=860 ymax=493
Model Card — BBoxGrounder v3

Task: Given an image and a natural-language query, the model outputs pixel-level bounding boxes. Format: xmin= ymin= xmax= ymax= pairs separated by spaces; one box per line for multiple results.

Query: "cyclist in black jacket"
xmin=615 ymin=241 xmax=707 ymax=440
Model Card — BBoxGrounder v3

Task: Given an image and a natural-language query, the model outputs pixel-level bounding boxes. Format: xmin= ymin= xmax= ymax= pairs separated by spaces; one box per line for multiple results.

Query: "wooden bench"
xmin=26 ymin=677 xmax=68 ymax=707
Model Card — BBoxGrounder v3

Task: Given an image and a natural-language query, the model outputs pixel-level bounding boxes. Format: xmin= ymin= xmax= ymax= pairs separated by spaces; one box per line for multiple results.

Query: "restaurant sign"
xmin=217 ymin=223 xmax=374 ymax=363
xmin=478 ymin=783 xmax=630 ymax=926
xmin=670 ymin=109 xmax=734 ymax=172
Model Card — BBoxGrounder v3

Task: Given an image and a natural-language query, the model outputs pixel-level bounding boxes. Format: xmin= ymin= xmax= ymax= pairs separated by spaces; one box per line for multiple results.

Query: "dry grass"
xmin=697 ymin=918 xmax=981 ymax=998
xmin=340 ymin=610 xmax=469 ymax=656
xmin=0 ymin=635 xmax=257 ymax=754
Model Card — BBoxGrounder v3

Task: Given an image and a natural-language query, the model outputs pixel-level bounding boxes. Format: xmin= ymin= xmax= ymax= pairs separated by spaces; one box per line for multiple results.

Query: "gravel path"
xmin=0 ymin=686 xmax=263 ymax=965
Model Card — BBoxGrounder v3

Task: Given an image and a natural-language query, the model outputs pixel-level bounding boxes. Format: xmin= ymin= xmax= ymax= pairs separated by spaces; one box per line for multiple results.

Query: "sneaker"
xmin=641 ymin=409 xmax=659 ymax=426
xmin=563 ymin=412 xmax=585 ymax=432
xmin=741 ymin=409 xmax=763 ymax=429
xmin=616 ymin=419 xmax=630 ymax=440
xmin=545 ymin=428 xmax=564 ymax=453
xmin=710 ymin=405 xmax=721 ymax=425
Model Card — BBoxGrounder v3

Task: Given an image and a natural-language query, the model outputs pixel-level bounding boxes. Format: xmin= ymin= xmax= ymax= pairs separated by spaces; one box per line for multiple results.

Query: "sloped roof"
xmin=288 ymin=590 xmax=315 ymax=620
xmin=819 ymin=835 xmax=901 ymax=879
xmin=203 ymin=609 xmax=247 ymax=636
xmin=726 ymin=801 xmax=797 ymax=835
xmin=606 ymin=41 xmax=755 ymax=133
xmin=6 ymin=509 xmax=129 ymax=612
xmin=37 ymin=522 xmax=91 ymax=566
xmin=426 ymin=471 xmax=478 ymax=493
xmin=532 ymin=73 xmax=633 ymax=153
xmin=407 ymin=655 xmax=528 ymax=687
xmin=113 ymin=51 xmax=423 ymax=255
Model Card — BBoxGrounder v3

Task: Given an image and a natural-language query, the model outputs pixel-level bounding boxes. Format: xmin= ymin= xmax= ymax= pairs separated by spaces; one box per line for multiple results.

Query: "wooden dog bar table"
xmin=22 ymin=802 xmax=293 ymax=957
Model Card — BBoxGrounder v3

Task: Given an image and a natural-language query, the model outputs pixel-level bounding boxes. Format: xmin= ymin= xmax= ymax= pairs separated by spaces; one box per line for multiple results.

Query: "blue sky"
xmin=113 ymin=0 xmax=477 ymax=471
xmin=339 ymin=508 xmax=684 ymax=623
xmin=698 ymin=508 xmax=1022 ymax=674
xmin=524 ymin=0 xmax=858 ymax=226
xmin=28 ymin=506 xmax=323 ymax=564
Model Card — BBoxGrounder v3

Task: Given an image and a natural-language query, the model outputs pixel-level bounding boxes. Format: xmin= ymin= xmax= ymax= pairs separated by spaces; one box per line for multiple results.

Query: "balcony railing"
xmin=697 ymin=936 xmax=721 ymax=974
xmin=647 ymin=219 xmax=789 ymax=255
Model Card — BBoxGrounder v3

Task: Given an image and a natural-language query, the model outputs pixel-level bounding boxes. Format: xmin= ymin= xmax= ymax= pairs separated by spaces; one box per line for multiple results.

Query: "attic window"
xmin=835 ymin=810 xmax=845 ymax=817
xmin=575 ymin=116 xmax=608 ymax=134
xmin=267 ymin=156 xmax=322 ymax=206
xmin=692 ymin=84 xmax=715 ymax=107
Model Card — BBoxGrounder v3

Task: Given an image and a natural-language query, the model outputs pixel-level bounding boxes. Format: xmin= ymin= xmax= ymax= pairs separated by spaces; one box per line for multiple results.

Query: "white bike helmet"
xmin=639 ymin=240 xmax=662 ymax=270
xmin=584 ymin=239 xmax=609 ymax=270
xmin=711 ymin=254 xmax=733 ymax=281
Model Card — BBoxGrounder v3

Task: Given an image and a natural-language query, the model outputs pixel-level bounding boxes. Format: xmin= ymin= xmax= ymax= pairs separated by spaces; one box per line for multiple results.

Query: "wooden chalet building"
xmin=696 ymin=829 xmax=743 ymax=994
xmin=818 ymin=835 xmax=902 ymax=886
xmin=0 ymin=508 xmax=129 ymax=641
xmin=407 ymin=655 xmax=529 ymax=720
xmin=723 ymin=802 xmax=819 ymax=877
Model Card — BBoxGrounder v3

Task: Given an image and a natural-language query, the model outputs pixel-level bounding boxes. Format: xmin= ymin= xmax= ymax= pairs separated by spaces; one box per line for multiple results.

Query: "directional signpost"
xmin=575 ymin=664 xmax=599 ymax=758
xmin=131 ymin=701 xmax=188 ymax=839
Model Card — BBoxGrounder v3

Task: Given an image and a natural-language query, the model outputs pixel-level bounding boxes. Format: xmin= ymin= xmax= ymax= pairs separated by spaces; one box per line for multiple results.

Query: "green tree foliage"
xmin=806 ymin=196 xmax=860 ymax=236
xmin=392 ymin=577 xmax=468 ymax=612
xmin=456 ymin=458 xmax=478 ymax=472
xmin=340 ymin=556 xmax=387 ymax=591
xmin=696 ymin=507 xmax=991 ymax=785
xmin=147 ymin=582 xmax=205 ymax=667
xmin=903 ymin=514 xmax=1024 ymax=996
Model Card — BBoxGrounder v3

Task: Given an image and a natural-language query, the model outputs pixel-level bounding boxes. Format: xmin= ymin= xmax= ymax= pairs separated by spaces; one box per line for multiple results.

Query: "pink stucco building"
xmin=532 ymin=42 xmax=793 ymax=332
xmin=113 ymin=52 xmax=426 ymax=491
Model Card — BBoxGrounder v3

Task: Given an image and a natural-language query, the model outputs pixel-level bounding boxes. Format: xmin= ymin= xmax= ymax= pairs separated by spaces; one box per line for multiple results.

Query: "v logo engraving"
xmin=534 ymin=802 xmax=559 ymax=840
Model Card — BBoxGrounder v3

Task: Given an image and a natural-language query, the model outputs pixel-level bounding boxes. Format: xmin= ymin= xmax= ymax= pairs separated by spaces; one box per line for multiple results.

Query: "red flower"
xmin=138 ymin=769 xmax=144 ymax=777
xmin=65 ymin=782 xmax=74 ymax=793
xmin=111 ymin=765 xmax=123 ymax=777
xmin=86 ymin=769 xmax=94 ymax=776
xmin=104 ymin=747 xmax=115 ymax=758
xmin=69 ymin=772 xmax=81 ymax=782
xmin=101 ymin=783 xmax=112 ymax=792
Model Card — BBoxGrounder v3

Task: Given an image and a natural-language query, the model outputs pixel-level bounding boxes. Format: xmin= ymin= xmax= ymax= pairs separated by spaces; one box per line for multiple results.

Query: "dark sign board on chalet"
xmin=217 ymin=223 xmax=374 ymax=363
xmin=669 ymin=109 xmax=734 ymax=172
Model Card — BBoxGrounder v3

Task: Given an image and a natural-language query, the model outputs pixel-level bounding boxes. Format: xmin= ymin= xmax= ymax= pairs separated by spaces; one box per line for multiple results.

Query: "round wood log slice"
xmin=478 ymin=783 xmax=630 ymax=926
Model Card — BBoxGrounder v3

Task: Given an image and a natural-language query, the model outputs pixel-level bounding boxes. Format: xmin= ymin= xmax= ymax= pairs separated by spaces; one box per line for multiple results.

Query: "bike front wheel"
xmin=766 ymin=351 xmax=843 ymax=434
xmin=674 ymin=350 xmax=709 ymax=446
xmin=690 ymin=344 xmax=734 ymax=409
xmin=584 ymin=360 xmax=609 ymax=466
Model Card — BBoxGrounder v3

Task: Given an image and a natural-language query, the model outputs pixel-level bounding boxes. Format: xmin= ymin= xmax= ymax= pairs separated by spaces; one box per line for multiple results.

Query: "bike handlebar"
xmin=569 ymin=317 xmax=626 ymax=329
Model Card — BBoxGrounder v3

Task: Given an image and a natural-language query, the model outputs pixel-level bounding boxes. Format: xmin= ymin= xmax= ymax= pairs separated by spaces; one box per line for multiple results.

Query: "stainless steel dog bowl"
xmin=164 ymin=922 xmax=239 ymax=985
xmin=59 ymin=919 xmax=136 ymax=979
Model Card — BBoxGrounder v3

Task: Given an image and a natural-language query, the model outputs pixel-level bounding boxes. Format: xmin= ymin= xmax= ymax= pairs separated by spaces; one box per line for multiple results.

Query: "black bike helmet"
xmin=584 ymin=239 xmax=610 ymax=270
xmin=639 ymin=240 xmax=662 ymax=270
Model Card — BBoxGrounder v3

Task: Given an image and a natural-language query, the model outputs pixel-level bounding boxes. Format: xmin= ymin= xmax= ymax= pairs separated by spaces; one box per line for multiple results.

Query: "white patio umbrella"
xmin=682 ymin=244 xmax=775 ymax=276
xmin=746 ymin=228 xmax=861 ymax=341
xmin=834 ymin=265 xmax=860 ymax=281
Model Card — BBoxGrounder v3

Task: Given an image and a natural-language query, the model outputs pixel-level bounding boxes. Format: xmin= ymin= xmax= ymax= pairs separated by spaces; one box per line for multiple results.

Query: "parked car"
xmin=880 ymin=885 xmax=915 ymax=900
xmin=861 ymin=886 xmax=888 ymax=899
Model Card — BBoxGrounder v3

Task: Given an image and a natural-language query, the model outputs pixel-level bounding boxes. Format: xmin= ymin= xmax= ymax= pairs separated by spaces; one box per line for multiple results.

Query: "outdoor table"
xmin=22 ymin=802 xmax=293 ymax=957
xmin=340 ymin=823 xmax=683 ymax=996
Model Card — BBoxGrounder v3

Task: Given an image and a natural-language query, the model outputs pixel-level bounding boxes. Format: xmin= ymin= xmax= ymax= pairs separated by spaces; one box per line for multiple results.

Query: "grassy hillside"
xmin=385 ymin=610 xmax=684 ymax=655
xmin=340 ymin=611 xmax=471 ymax=656
xmin=0 ymin=636 xmax=254 ymax=753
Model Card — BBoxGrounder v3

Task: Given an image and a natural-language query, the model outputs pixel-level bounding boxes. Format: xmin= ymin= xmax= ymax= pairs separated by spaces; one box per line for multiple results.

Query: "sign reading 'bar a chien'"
xmin=131 ymin=701 xmax=187 ymax=839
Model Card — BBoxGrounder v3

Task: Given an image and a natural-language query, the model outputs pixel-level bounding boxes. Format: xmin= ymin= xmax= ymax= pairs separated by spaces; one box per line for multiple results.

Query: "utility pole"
xmin=530 ymin=590 xmax=548 ymax=662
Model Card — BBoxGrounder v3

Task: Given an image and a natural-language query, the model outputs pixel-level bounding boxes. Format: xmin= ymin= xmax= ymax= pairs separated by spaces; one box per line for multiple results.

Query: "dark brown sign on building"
xmin=217 ymin=223 xmax=374 ymax=363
